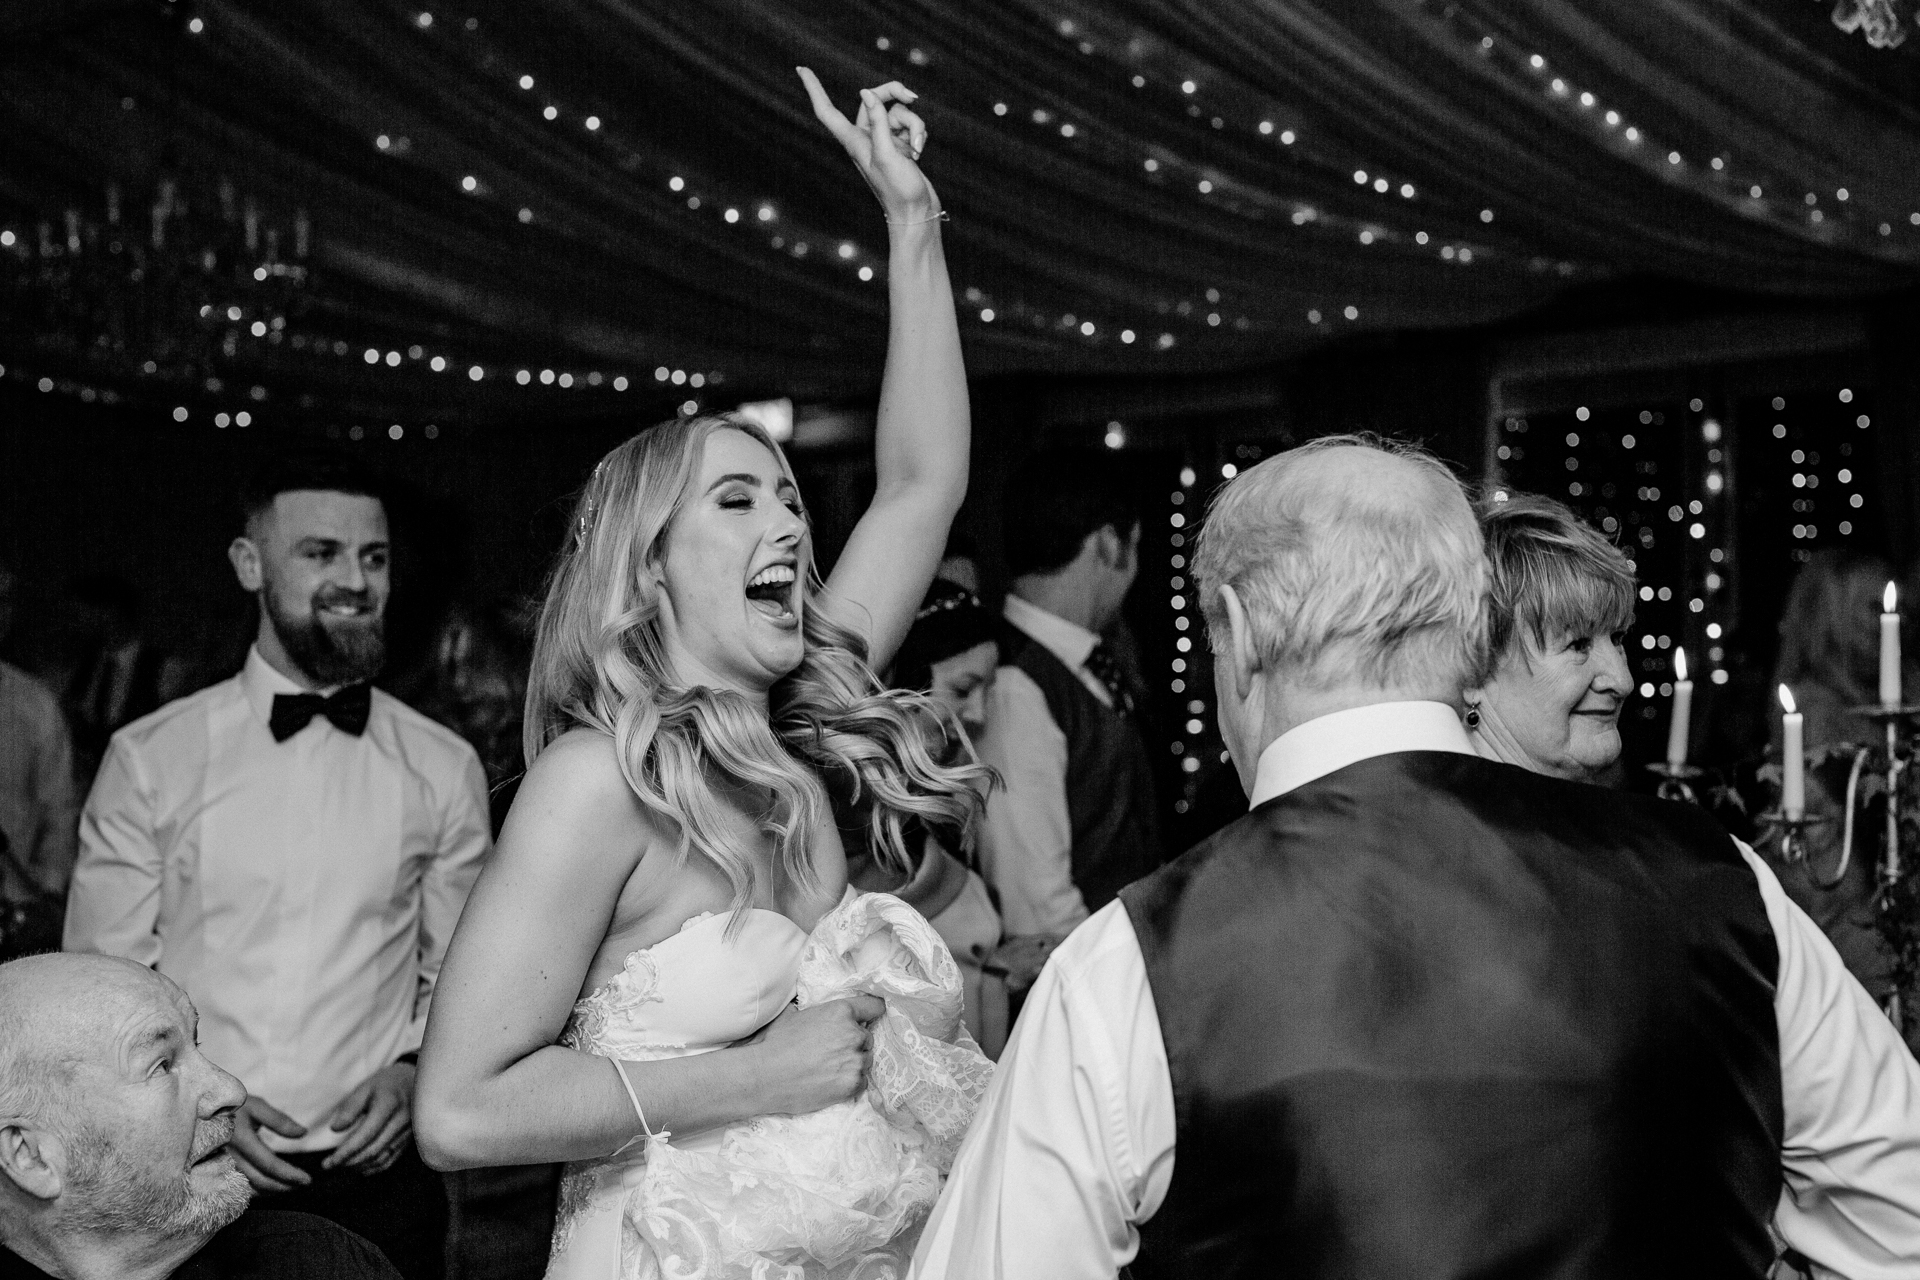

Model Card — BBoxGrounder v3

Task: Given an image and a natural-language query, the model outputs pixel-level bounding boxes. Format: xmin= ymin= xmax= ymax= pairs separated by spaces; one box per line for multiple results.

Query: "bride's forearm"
xmin=872 ymin=218 xmax=967 ymax=512
xmin=416 ymin=1041 xmax=776 ymax=1170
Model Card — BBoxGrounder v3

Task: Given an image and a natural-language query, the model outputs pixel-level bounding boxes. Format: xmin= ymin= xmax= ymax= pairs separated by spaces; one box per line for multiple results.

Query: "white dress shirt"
xmin=914 ymin=701 xmax=1920 ymax=1280
xmin=974 ymin=595 xmax=1113 ymax=937
xmin=66 ymin=647 xmax=491 ymax=1151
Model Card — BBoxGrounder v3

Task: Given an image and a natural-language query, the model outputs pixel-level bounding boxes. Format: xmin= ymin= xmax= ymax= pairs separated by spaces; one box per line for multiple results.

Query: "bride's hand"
xmin=796 ymin=68 xmax=939 ymax=224
xmin=743 ymin=995 xmax=886 ymax=1115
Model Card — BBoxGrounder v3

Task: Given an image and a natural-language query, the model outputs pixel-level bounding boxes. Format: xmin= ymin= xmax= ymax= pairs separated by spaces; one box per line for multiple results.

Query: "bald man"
xmin=0 ymin=954 xmax=397 ymax=1280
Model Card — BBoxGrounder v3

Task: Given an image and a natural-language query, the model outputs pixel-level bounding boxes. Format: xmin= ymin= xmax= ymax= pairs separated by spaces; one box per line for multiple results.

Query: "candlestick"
xmin=1666 ymin=648 xmax=1693 ymax=769
xmin=1882 ymin=582 xmax=1901 ymax=709
xmin=1779 ymin=684 xmax=1804 ymax=820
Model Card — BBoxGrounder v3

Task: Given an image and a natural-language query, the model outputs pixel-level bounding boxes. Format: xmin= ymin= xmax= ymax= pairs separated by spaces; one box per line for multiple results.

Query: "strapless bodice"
xmin=560 ymin=908 xmax=808 ymax=1062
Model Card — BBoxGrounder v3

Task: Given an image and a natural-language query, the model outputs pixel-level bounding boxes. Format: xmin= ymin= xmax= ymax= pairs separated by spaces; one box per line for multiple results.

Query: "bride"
xmin=415 ymin=72 xmax=986 ymax=1276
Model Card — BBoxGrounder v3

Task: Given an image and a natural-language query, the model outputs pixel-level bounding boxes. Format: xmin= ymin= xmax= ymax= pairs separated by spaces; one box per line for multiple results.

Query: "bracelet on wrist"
xmin=885 ymin=209 xmax=949 ymax=227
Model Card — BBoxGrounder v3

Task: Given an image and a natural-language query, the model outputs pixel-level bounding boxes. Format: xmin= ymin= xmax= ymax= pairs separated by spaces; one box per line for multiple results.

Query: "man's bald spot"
xmin=0 ymin=956 xmax=189 ymax=1115
xmin=1284 ymin=443 xmax=1472 ymax=529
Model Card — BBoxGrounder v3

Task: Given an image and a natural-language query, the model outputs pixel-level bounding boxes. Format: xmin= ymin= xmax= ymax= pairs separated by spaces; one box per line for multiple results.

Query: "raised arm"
xmin=414 ymin=733 xmax=876 ymax=1169
xmin=798 ymin=69 xmax=969 ymax=673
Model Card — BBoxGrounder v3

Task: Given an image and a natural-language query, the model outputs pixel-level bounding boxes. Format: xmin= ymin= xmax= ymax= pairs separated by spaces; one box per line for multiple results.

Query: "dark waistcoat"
xmin=1121 ymin=751 xmax=1782 ymax=1280
xmin=1000 ymin=621 xmax=1161 ymax=913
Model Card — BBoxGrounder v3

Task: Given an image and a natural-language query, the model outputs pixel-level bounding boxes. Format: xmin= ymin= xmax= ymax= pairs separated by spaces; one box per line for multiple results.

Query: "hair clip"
xmin=575 ymin=461 xmax=610 ymax=551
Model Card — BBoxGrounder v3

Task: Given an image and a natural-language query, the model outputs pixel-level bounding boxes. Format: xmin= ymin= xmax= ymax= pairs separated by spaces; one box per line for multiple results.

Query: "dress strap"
xmin=609 ymin=1057 xmax=661 ymax=1155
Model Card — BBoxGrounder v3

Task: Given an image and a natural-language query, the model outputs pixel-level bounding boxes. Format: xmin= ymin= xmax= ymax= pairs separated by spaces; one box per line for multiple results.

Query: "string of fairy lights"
xmin=1495 ymin=389 xmax=1878 ymax=726
xmin=9 ymin=3 xmax=1920 ymax=434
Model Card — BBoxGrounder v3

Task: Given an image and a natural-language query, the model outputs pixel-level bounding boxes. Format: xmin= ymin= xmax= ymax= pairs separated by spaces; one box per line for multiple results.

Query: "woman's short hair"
xmin=1478 ymin=490 xmax=1635 ymax=663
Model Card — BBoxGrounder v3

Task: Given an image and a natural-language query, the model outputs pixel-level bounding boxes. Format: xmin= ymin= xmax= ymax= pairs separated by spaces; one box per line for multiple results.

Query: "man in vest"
xmin=915 ymin=436 xmax=1920 ymax=1279
xmin=974 ymin=451 xmax=1159 ymax=943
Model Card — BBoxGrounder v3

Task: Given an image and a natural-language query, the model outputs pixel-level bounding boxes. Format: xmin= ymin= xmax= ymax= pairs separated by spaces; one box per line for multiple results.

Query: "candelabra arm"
xmin=1817 ymin=746 xmax=1875 ymax=891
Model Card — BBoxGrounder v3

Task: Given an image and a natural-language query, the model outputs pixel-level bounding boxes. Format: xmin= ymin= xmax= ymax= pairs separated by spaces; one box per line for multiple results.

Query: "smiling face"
xmin=233 ymin=489 xmax=390 ymax=688
xmin=1478 ymin=626 xmax=1632 ymax=780
xmin=927 ymin=640 xmax=998 ymax=732
xmin=653 ymin=429 xmax=810 ymax=696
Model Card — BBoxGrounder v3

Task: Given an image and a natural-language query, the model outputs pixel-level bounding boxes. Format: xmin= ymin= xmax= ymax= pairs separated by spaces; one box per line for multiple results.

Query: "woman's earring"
xmin=1464 ymin=703 xmax=1482 ymax=730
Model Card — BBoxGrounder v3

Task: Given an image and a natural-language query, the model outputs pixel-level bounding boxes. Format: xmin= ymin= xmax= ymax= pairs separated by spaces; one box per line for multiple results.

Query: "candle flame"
xmin=1888 ymin=582 xmax=1899 ymax=614
xmin=1779 ymin=684 xmax=1797 ymax=715
xmin=1673 ymin=648 xmax=1688 ymax=682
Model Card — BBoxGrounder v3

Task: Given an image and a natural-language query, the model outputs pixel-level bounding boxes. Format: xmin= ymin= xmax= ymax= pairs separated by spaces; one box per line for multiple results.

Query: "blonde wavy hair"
xmin=525 ymin=415 xmax=988 ymax=917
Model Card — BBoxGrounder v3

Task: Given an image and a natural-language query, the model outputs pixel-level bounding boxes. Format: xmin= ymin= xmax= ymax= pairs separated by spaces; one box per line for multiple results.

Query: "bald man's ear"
xmin=228 ymin=536 xmax=263 ymax=594
xmin=1218 ymin=584 xmax=1260 ymax=702
xmin=0 ymin=1124 xmax=65 ymax=1202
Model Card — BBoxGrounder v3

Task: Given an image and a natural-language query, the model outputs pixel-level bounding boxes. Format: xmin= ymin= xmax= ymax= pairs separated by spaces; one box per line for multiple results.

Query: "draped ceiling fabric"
xmin=2 ymin=0 xmax=1918 ymax=428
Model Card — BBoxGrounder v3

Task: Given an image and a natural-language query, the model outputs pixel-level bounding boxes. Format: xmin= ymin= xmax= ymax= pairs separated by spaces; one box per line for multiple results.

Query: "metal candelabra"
xmin=1768 ymin=704 xmax=1920 ymax=1032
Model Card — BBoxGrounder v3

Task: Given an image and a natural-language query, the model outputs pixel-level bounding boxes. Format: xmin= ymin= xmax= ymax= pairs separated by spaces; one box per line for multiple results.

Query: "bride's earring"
xmin=1464 ymin=703 xmax=1482 ymax=730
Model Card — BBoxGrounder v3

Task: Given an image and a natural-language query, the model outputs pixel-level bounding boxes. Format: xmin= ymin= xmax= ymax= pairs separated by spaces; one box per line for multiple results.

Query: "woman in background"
xmin=1463 ymin=491 xmax=1636 ymax=782
xmin=846 ymin=579 xmax=1005 ymax=1050
xmin=1762 ymin=548 xmax=1916 ymax=1052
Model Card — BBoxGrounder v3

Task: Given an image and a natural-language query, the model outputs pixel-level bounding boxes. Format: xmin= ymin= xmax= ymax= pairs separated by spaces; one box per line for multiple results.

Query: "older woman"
xmin=1463 ymin=491 xmax=1635 ymax=781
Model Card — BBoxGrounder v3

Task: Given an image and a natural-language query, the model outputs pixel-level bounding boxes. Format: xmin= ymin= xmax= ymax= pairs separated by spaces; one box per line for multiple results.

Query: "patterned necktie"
xmin=269 ymin=684 xmax=373 ymax=742
xmin=1083 ymin=641 xmax=1136 ymax=717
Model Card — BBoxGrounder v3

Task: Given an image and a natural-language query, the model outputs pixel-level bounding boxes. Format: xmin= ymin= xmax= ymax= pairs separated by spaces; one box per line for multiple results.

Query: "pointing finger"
xmin=795 ymin=67 xmax=863 ymax=152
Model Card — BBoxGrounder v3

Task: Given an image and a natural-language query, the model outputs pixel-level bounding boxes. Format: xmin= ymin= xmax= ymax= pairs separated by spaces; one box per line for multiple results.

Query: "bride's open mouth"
xmin=745 ymin=563 xmax=799 ymax=626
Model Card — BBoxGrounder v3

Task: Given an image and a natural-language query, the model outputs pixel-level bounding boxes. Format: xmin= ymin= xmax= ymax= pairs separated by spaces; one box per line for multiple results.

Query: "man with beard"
xmin=64 ymin=455 xmax=491 ymax=1280
xmin=0 ymin=953 xmax=399 ymax=1279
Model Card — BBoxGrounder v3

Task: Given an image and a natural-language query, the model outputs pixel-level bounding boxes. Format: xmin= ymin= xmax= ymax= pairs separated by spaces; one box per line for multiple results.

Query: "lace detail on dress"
xmin=551 ymin=911 xmax=725 ymax=1265
xmin=561 ymin=947 xmax=664 ymax=1054
xmin=549 ymin=1166 xmax=597 ymax=1263
xmin=616 ymin=892 xmax=994 ymax=1279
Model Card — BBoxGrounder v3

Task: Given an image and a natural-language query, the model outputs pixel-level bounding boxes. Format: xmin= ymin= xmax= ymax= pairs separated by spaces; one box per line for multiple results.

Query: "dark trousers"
xmin=263 ymin=1145 xmax=448 ymax=1280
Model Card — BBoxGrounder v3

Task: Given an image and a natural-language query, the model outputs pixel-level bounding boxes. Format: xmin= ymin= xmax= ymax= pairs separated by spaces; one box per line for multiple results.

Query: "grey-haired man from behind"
xmin=914 ymin=435 xmax=1920 ymax=1280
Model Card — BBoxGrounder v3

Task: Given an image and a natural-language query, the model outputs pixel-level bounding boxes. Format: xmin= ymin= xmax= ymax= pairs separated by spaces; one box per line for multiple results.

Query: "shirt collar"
xmin=239 ymin=645 xmax=314 ymax=727
xmin=1246 ymin=700 xmax=1474 ymax=809
xmin=1002 ymin=594 xmax=1101 ymax=671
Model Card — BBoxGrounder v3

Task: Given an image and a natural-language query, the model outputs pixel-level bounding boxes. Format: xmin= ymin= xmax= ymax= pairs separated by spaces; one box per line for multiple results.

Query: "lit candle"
xmin=1882 ymin=582 xmax=1902 ymax=710
xmin=1667 ymin=648 xmax=1693 ymax=769
xmin=1779 ymin=684 xmax=1804 ymax=820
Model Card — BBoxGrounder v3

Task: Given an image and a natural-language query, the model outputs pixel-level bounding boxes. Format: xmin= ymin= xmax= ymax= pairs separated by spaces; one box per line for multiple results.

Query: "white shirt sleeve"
xmin=912 ymin=900 xmax=1175 ymax=1280
xmin=974 ymin=666 xmax=1088 ymax=936
xmin=64 ymin=734 xmax=164 ymax=966
xmin=407 ymin=750 xmax=493 ymax=1051
xmin=1734 ymin=840 xmax=1920 ymax=1277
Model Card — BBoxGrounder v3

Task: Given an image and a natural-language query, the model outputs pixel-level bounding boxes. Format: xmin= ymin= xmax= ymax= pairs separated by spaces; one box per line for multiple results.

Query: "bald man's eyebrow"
xmin=128 ymin=1025 xmax=182 ymax=1060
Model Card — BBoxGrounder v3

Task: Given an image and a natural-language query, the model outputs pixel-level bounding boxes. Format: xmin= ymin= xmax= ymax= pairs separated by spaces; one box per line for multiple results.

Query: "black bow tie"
xmin=269 ymin=684 xmax=372 ymax=742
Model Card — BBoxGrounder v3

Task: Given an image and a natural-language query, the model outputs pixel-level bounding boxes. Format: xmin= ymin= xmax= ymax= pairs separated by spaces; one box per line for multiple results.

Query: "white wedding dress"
xmin=546 ymin=891 xmax=993 ymax=1280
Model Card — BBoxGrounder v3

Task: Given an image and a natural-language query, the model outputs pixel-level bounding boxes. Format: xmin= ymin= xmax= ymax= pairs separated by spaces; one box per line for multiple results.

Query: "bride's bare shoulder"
xmin=507 ymin=727 xmax=665 ymax=844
